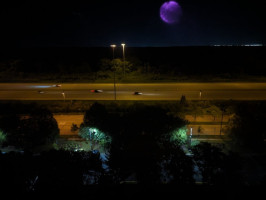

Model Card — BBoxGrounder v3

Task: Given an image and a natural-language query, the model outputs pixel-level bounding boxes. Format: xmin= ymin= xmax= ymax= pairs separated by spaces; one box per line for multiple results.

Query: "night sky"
xmin=1 ymin=0 xmax=265 ymax=47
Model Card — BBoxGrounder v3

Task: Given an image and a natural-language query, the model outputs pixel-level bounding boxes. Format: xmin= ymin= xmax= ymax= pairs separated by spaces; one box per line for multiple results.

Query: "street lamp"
xmin=110 ymin=44 xmax=117 ymax=100
xmin=189 ymin=127 xmax=193 ymax=146
xmin=62 ymin=91 xmax=65 ymax=102
xmin=110 ymin=44 xmax=116 ymax=59
xmin=121 ymin=43 xmax=126 ymax=77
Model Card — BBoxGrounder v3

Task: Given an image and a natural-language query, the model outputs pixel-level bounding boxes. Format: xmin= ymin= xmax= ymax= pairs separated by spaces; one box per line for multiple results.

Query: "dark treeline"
xmin=0 ymin=148 xmax=249 ymax=198
xmin=0 ymin=101 xmax=266 ymax=197
xmin=0 ymin=46 xmax=266 ymax=80
xmin=0 ymin=102 xmax=59 ymax=150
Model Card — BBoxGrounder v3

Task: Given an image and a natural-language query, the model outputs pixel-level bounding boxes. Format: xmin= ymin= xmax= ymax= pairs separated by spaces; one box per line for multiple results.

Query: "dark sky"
xmin=1 ymin=0 xmax=265 ymax=47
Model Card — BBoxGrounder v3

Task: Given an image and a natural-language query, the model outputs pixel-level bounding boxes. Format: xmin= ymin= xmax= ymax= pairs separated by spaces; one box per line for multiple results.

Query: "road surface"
xmin=54 ymin=114 xmax=84 ymax=135
xmin=1 ymin=82 xmax=266 ymax=100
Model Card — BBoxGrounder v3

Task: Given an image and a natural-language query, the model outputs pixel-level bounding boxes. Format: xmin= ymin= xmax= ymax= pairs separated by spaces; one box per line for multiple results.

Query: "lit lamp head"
xmin=121 ymin=43 xmax=125 ymax=47
xmin=110 ymin=44 xmax=116 ymax=48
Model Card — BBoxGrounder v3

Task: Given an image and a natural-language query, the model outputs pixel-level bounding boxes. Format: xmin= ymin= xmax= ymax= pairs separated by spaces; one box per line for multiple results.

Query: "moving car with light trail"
xmin=91 ymin=89 xmax=103 ymax=93
xmin=134 ymin=91 xmax=142 ymax=95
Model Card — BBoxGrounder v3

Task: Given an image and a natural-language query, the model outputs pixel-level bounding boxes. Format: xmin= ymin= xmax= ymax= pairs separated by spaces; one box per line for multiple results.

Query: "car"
xmin=91 ymin=89 xmax=103 ymax=93
xmin=38 ymin=90 xmax=44 ymax=94
xmin=134 ymin=91 xmax=142 ymax=95
xmin=52 ymin=84 xmax=62 ymax=87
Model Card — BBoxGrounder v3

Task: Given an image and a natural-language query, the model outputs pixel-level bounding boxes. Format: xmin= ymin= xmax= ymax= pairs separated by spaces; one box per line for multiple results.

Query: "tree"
xmin=35 ymin=149 xmax=104 ymax=193
xmin=7 ymin=107 xmax=59 ymax=150
xmin=97 ymin=58 xmax=113 ymax=79
xmin=168 ymin=126 xmax=188 ymax=146
xmin=0 ymin=129 xmax=6 ymax=146
xmin=225 ymin=102 xmax=266 ymax=151
xmin=206 ymin=104 xmax=222 ymax=121
xmin=79 ymin=127 xmax=111 ymax=150
xmin=110 ymin=58 xmax=133 ymax=78
xmin=180 ymin=95 xmax=187 ymax=105
xmin=82 ymin=103 xmax=191 ymax=184
xmin=161 ymin=143 xmax=195 ymax=185
xmin=71 ymin=123 xmax=79 ymax=132
xmin=197 ymin=126 xmax=204 ymax=135
xmin=98 ymin=58 xmax=133 ymax=79
xmin=192 ymin=142 xmax=243 ymax=186
xmin=0 ymin=113 xmax=20 ymax=137
xmin=106 ymin=103 xmax=188 ymax=184
xmin=187 ymin=102 xmax=204 ymax=121
xmin=82 ymin=102 xmax=109 ymax=130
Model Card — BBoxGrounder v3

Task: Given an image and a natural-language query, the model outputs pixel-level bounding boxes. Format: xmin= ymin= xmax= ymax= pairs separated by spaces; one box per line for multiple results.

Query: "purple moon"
xmin=160 ymin=1 xmax=182 ymax=24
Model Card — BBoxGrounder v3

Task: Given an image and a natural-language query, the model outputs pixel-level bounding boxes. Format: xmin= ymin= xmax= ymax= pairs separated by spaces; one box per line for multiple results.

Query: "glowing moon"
xmin=160 ymin=1 xmax=182 ymax=24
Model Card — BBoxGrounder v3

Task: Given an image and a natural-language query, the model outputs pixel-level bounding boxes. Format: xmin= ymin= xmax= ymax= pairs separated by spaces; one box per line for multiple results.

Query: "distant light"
xmin=212 ymin=44 xmax=263 ymax=47
xmin=244 ymin=44 xmax=263 ymax=46
xmin=110 ymin=44 xmax=116 ymax=48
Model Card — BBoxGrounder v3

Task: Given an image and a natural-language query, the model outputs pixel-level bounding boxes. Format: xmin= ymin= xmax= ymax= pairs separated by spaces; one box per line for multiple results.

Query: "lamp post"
xmin=110 ymin=44 xmax=116 ymax=59
xmin=121 ymin=43 xmax=125 ymax=77
xmin=110 ymin=44 xmax=117 ymax=100
xmin=62 ymin=91 xmax=65 ymax=102
xmin=189 ymin=127 xmax=193 ymax=146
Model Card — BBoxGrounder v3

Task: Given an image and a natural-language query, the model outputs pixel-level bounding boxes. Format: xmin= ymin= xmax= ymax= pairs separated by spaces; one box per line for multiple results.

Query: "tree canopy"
xmin=0 ymin=104 xmax=59 ymax=150
xmin=225 ymin=102 xmax=266 ymax=151
xmin=82 ymin=102 xmax=193 ymax=184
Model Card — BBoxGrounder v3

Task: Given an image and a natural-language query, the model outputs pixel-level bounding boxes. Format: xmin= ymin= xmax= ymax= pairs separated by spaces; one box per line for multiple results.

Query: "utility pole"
xmin=62 ymin=91 xmax=65 ymax=102
xmin=220 ymin=110 xmax=224 ymax=136
xmin=189 ymin=127 xmax=193 ymax=146
xmin=220 ymin=105 xmax=226 ymax=136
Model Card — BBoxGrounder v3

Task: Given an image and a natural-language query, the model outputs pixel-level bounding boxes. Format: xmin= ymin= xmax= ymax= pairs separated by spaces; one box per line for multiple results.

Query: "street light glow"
xmin=61 ymin=91 xmax=65 ymax=102
xmin=110 ymin=44 xmax=116 ymax=59
xmin=111 ymin=44 xmax=117 ymax=100
xmin=121 ymin=43 xmax=126 ymax=76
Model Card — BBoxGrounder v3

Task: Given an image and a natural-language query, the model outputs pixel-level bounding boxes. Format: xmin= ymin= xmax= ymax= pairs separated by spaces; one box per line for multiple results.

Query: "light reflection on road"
xmin=29 ymin=85 xmax=53 ymax=89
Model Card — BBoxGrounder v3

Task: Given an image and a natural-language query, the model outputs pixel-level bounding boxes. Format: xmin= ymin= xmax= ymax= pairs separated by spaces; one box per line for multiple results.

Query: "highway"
xmin=1 ymin=82 xmax=266 ymax=100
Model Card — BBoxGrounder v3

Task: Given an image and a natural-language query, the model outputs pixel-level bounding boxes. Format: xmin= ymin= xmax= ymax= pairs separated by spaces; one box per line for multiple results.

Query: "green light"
xmin=170 ymin=126 xmax=188 ymax=145
xmin=78 ymin=127 xmax=111 ymax=150
xmin=0 ymin=129 xmax=7 ymax=145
